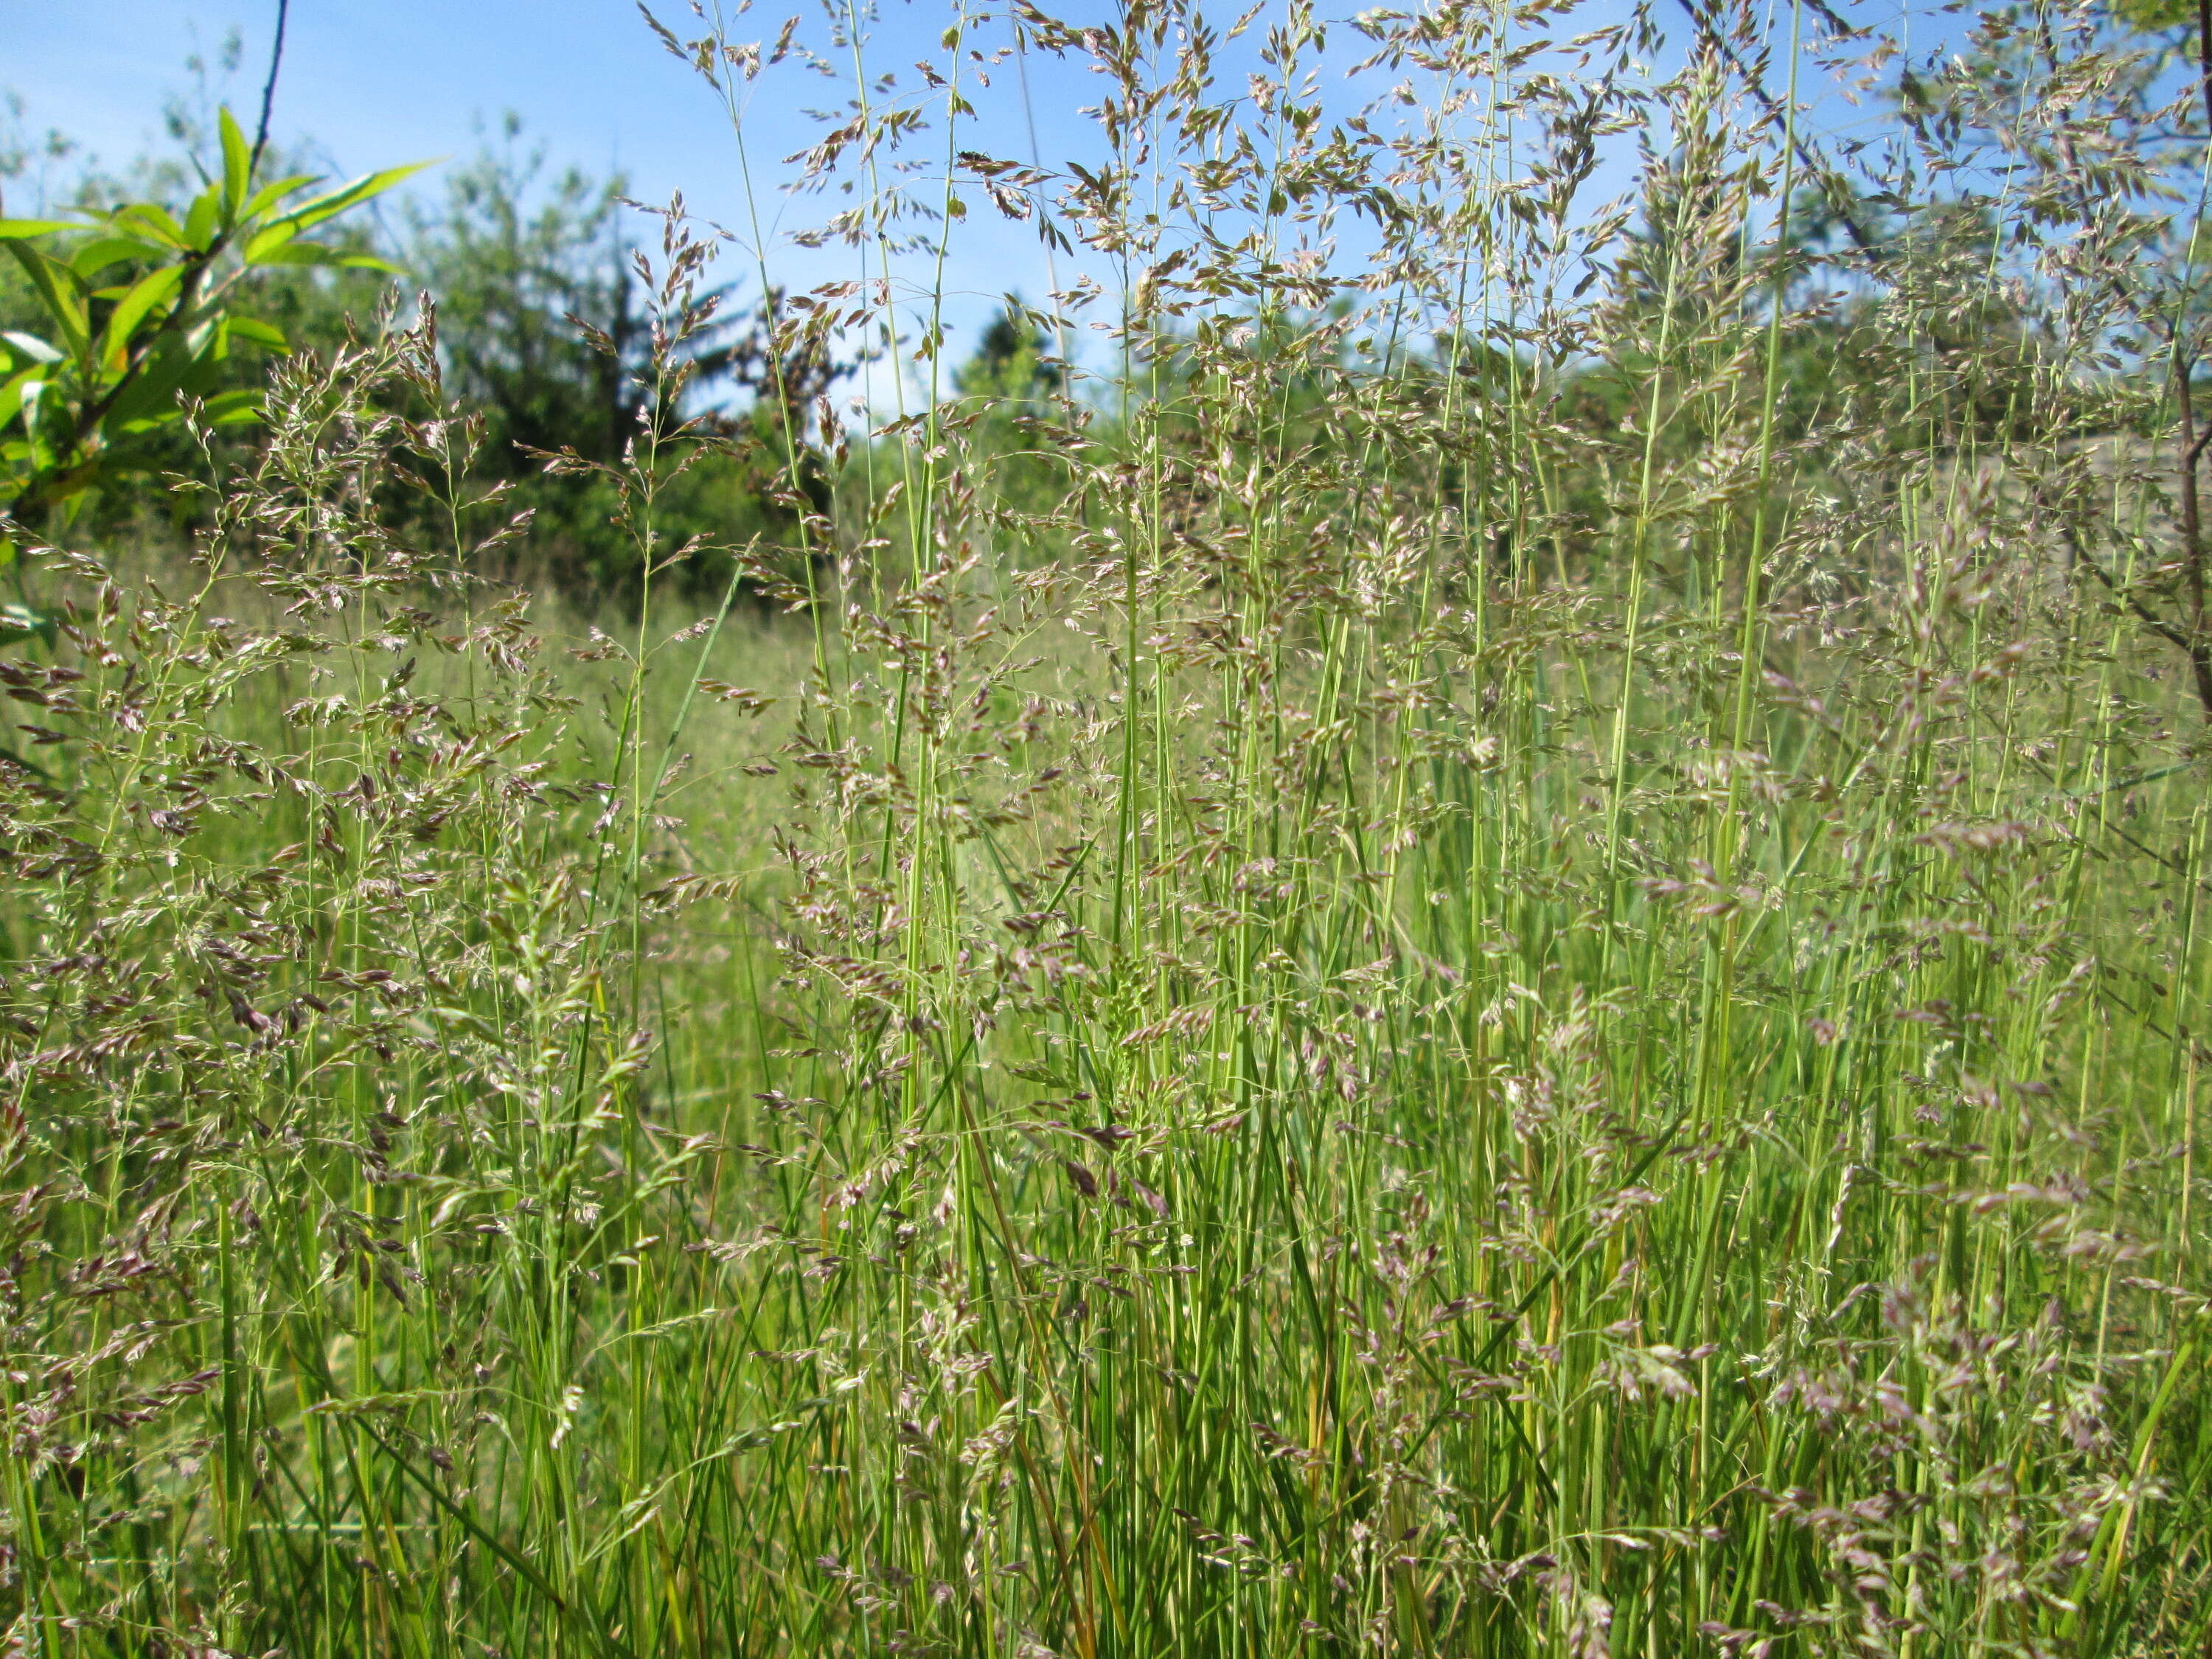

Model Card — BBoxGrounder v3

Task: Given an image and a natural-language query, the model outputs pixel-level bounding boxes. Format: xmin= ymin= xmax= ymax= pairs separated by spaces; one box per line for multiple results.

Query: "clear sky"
xmin=4 ymin=1 xmax=1926 ymax=395
xmin=3 ymin=0 xmax=1113 ymax=384
xmin=8 ymin=1 xmax=766 ymax=202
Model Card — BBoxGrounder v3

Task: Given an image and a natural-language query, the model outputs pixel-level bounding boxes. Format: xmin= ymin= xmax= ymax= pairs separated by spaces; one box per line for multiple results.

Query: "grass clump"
xmin=5 ymin=1 xmax=2212 ymax=1655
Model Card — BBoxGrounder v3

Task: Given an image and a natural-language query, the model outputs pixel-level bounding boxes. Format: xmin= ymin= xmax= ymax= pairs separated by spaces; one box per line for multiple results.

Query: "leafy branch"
xmin=0 ymin=105 xmax=419 ymax=545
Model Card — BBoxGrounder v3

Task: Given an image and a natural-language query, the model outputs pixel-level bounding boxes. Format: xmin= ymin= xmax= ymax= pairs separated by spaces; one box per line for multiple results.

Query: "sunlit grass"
xmin=6 ymin=1 xmax=2212 ymax=1656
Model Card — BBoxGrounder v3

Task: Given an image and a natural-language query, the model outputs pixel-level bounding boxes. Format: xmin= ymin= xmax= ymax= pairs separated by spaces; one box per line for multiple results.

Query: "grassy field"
xmin=6 ymin=2 xmax=2212 ymax=1655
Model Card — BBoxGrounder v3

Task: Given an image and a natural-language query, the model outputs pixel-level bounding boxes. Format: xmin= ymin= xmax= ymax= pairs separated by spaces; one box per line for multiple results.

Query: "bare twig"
xmin=248 ymin=0 xmax=293 ymax=181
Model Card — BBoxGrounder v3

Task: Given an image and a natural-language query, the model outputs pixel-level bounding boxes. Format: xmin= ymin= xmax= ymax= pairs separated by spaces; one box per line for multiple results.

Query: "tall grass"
xmin=5 ymin=1 xmax=2211 ymax=1655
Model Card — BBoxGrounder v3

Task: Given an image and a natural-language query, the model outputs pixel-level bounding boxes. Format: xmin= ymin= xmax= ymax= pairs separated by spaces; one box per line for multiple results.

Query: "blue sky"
xmin=4 ymin=0 xmax=1935 ymax=397
xmin=5 ymin=1 xmax=1022 ymax=209
xmin=8 ymin=2 xmax=738 ymax=197
xmin=4 ymin=0 xmax=1113 ymax=388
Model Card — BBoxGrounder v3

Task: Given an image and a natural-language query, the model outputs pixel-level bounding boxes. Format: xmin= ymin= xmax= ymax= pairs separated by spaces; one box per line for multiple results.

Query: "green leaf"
xmin=109 ymin=411 xmax=188 ymax=439
xmin=183 ymin=186 xmax=221 ymax=253
xmin=276 ymin=162 xmax=432 ymax=234
xmin=70 ymin=235 xmax=168 ymax=278
xmin=200 ymin=388 xmax=265 ymax=425
xmin=99 ymin=264 xmax=188 ymax=369
xmin=2 ymin=331 xmax=64 ymax=366
xmin=224 ymin=316 xmax=290 ymax=352
xmin=0 ymin=365 xmax=41 ymax=426
xmin=242 ymin=220 xmax=301 ymax=263
xmin=239 ymin=173 xmax=321 ymax=223
xmin=14 ymin=379 xmax=49 ymax=444
xmin=103 ymin=341 xmax=192 ymax=429
xmin=3 ymin=243 xmax=90 ymax=358
xmin=220 ymin=108 xmax=252 ymax=222
xmin=105 ymin=203 xmax=191 ymax=249
xmin=0 ymin=218 xmax=77 ymax=240
xmin=111 ymin=408 xmax=191 ymax=437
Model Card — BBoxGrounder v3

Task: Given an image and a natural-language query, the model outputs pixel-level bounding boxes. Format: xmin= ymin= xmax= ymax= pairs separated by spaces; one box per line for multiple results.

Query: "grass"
xmin=5 ymin=1 xmax=2212 ymax=1655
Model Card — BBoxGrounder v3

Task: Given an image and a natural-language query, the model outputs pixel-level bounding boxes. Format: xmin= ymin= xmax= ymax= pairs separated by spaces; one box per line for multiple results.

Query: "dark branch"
xmin=249 ymin=0 xmax=293 ymax=181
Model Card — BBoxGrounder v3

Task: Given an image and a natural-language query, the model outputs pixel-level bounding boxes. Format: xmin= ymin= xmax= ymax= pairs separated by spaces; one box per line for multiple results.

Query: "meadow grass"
xmin=6 ymin=1 xmax=2212 ymax=1655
